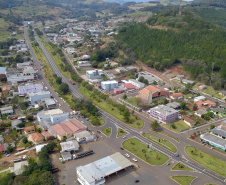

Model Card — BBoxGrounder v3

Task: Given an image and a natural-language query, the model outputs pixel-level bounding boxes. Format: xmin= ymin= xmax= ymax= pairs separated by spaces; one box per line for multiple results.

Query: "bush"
xmin=23 ymin=137 xmax=28 ymax=144
xmin=26 ymin=114 xmax=34 ymax=121
xmin=59 ymin=83 xmax=69 ymax=94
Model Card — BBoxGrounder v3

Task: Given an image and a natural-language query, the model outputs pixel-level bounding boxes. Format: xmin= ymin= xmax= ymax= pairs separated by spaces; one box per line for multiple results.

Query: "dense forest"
xmin=116 ymin=10 xmax=226 ymax=89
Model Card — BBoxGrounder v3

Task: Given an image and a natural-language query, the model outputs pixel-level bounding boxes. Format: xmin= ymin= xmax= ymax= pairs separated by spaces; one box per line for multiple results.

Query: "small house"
xmin=182 ymin=116 xmax=195 ymax=127
xmin=24 ymin=126 xmax=35 ymax=135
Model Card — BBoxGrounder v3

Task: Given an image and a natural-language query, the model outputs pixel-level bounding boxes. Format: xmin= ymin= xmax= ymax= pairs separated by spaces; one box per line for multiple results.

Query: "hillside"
xmin=116 ymin=10 xmax=226 ymax=89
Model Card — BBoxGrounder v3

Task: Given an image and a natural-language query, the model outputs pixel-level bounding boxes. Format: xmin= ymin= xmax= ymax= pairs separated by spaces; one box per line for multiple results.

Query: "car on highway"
xmin=125 ymin=153 xmax=130 ymax=158
xmin=122 ymin=136 xmax=127 ymax=139
xmin=132 ymin=158 xmax=138 ymax=162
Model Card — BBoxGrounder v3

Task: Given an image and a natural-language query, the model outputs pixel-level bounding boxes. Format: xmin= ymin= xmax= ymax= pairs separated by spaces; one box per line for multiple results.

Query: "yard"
xmin=171 ymin=162 xmax=193 ymax=171
xmin=117 ymin=128 xmax=127 ymax=137
xmin=171 ymin=176 xmax=196 ymax=185
xmin=185 ymin=146 xmax=226 ymax=177
xmin=143 ymin=133 xmax=177 ymax=153
xmin=101 ymin=127 xmax=111 ymax=137
xmin=79 ymin=86 xmax=144 ymax=129
xmin=122 ymin=138 xmax=169 ymax=165
xmin=164 ymin=120 xmax=190 ymax=132
xmin=0 ymin=170 xmax=10 ymax=179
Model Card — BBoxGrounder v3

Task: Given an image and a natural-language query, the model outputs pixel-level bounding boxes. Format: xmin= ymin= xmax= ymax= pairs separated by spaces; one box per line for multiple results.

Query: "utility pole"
xmin=210 ymin=62 xmax=214 ymax=86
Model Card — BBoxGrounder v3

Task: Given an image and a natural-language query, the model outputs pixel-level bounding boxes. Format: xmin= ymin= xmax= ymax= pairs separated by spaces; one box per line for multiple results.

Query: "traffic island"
xmin=185 ymin=146 xmax=226 ymax=177
xmin=101 ymin=127 xmax=112 ymax=137
xmin=122 ymin=138 xmax=169 ymax=165
xmin=171 ymin=176 xmax=196 ymax=185
xmin=143 ymin=133 xmax=177 ymax=153
xmin=171 ymin=162 xmax=193 ymax=171
xmin=117 ymin=128 xmax=127 ymax=137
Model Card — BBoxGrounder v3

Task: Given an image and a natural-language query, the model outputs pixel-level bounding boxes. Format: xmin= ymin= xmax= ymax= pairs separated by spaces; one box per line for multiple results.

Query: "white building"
xmin=74 ymin=130 xmax=94 ymax=142
xmin=37 ymin=109 xmax=69 ymax=124
xmin=101 ymin=80 xmax=118 ymax=91
xmin=128 ymin=79 xmax=145 ymax=89
xmin=86 ymin=70 xmax=104 ymax=79
xmin=76 ymin=152 xmax=133 ymax=185
xmin=18 ymin=83 xmax=43 ymax=95
xmin=60 ymin=140 xmax=79 ymax=152
xmin=29 ymin=91 xmax=51 ymax=104
xmin=194 ymin=96 xmax=206 ymax=102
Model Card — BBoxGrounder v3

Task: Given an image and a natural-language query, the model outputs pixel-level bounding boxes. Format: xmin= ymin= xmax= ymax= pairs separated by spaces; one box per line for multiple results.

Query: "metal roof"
xmin=200 ymin=133 xmax=226 ymax=149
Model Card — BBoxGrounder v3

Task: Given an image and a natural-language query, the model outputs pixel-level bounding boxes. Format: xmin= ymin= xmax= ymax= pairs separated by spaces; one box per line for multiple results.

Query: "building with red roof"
xmin=170 ymin=93 xmax=184 ymax=101
xmin=0 ymin=144 xmax=5 ymax=153
xmin=41 ymin=131 xmax=53 ymax=140
xmin=28 ymin=133 xmax=44 ymax=144
xmin=122 ymin=83 xmax=135 ymax=91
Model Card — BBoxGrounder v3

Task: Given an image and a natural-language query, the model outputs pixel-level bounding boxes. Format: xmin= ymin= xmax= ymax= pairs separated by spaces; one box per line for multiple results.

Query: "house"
xmin=2 ymin=86 xmax=11 ymax=93
xmin=0 ymin=106 xmax=14 ymax=115
xmin=18 ymin=83 xmax=43 ymax=95
xmin=195 ymin=109 xmax=208 ymax=117
xmin=139 ymin=85 xmax=169 ymax=103
xmin=126 ymin=66 xmax=136 ymax=71
xmin=60 ymin=140 xmax=79 ymax=152
xmin=101 ymin=80 xmax=118 ymax=91
xmin=128 ymin=79 xmax=145 ymax=89
xmin=17 ymin=61 xmax=33 ymax=69
xmin=175 ymin=75 xmax=185 ymax=80
xmin=109 ymin=62 xmax=118 ymax=67
xmin=166 ymin=102 xmax=180 ymax=109
xmin=114 ymin=86 xmax=125 ymax=94
xmin=115 ymin=67 xmax=126 ymax=73
xmin=24 ymin=126 xmax=35 ymax=135
xmin=76 ymin=152 xmax=133 ymax=185
xmin=51 ymin=119 xmax=87 ymax=140
xmin=199 ymin=85 xmax=206 ymax=90
xmin=78 ymin=63 xmax=91 ymax=68
xmin=61 ymin=151 xmax=72 ymax=161
xmin=210 ymin=107 xmax=225 ymax=115
xmin=203 ymin=100 xmax=216 ymax=107
xmin=194 ymin=96 xmax=206 ymax=102
xmin=82 ymin=55 xmax=90 ymax=60
xmin=182 ymin=116 xmax=195 ymax=127
xmin=86 ymin=69 xmax=104 ymax=79
xmin=37 ymin=109 xmax=69 ymax=124
xmin=44 ymin=98 xmax=56 ymax=109
xmin=0 ymin=135 xmax=4 ymax=144
xmin=10 ymin=161 xmax=29 ymax=175
xmin=195 ymin=100 xmax=204 ymax=107
xmin=0 ymin=145 xmax=5 ymax=153
xmin=74 ymin=130 xmax=94 ymax=142
xmin=170 ymin=93 xmax=184 ymax=100
xmin=122 ymin=83 xmax=135 ymax=91
xmin=29 ymin=91 xmax=51 ymax=104
xmin=0 ymin=67 xmax=7 ymax=75
xmin=219 ymin=104 xmax=226 ymax=110
xmin=41 ymin=131 xmax=53 ymax=140
xmin=28 ymin=132 xmax=44 ymax=144
xmin=11 ymin=120 xmax=23 ymax=130
xmin=137 ymin=72 xmax=159 ymax=84
xmin=182 ymin=79 xmax=195 ymax=84
xmin=147 ymin=105 xmax=178 ymax=123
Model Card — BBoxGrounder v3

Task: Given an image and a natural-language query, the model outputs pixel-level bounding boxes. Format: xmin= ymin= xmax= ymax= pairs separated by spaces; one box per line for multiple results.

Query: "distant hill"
xmin=116 ymin=9 xmax=226 ymax=89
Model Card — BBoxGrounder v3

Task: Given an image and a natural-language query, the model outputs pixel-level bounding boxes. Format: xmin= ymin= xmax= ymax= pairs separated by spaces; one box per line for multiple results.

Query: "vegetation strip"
xmin=159 ymin=131 xmax=180 ymax=143
xmin=171 ymin=162 xmax=193 ymax=171
xmin=122 ymin=138 xmax=169 ymax=165
xmin=117 ymin=128 xmax=127 ymax=137
xmin=101 ymin=127 xmax=112 ymax=137
xmin=171 ymin=176 xmax=196 ymax=185
xmin=185 ymin=146 xmax=226 ymax=177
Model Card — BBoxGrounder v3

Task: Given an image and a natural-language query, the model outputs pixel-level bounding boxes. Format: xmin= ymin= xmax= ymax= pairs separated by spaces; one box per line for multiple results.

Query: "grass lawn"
xmin=164 ymin=120 xmax=190 ymax=132
xmin=101 ymin=127 xmax=111 ymax=137
xmin=117 ymin=128 xmax=127 ymax=137
xmin=172 ymin=162 xmax=193 ymax=171
xmin=143 ymin=133 xmax=177 ymax=153
xmin=186 ymin=146 xmax=226 ymax=177
xmin=171 ymin=176 xmax=196 ymax=185
xmin=0 ymin=170 xmax=10 ymax=178
xmin=122 ymin=138 xmax=169 ymax=165
xmin=163 ymin=124 xmax=181 ymax=133
xmin=79 ymin=86 xmax=144 ymax=129
xmin=159 ymin=131 xmax=180 ymax=142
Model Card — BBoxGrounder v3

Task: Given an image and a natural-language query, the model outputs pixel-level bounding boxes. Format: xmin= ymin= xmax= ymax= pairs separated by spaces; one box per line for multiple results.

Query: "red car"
xmin=10 ymin=116 xmax=18 ymax=120
xmin=71 ymin=108 xmax=74 ymax=110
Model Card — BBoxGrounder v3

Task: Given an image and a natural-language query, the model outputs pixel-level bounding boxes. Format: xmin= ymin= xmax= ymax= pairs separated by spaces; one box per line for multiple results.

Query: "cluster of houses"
xmin=9 ymin=39 xmax=28 ymax=53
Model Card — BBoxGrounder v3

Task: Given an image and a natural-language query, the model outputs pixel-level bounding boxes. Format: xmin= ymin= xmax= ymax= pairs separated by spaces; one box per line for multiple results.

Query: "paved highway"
xmin=25 ymin=28 xmax=226 ymax=185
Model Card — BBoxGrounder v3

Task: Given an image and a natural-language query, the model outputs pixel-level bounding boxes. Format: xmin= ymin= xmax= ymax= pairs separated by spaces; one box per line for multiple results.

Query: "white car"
xmin=81 ymin=121 xmax=84 ymax=124
xmin=132 ymin=158 xmax=138 ymax=162
xmin=125 ymin=153 xmax=130 ymax=158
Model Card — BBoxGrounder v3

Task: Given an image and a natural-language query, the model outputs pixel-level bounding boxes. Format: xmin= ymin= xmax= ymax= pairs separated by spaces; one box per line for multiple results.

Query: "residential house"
xmin=122 ymin=83 xmax=135 ymax=91
xmin=199 ymin=85 xmax=206 ymax=90
xmin=182 ymin=116 xmax=195 ymax=127
xmin=101 ymin=80 xmax=118 ymax=91
xmin=175 ymin=75 xmax=185 ymax=80
xmin=0 ymin=106 xmax=14 ymax=115
xmin=29 ymin=91 xmax=51 ymax=104
xmin=60 ymin=140 xmax=79 ymax=152
xmin=61 ymin=151 xmax=72 ymax=161
xmin=139 ymin=85 xmax=169 ymax=103
xmin=0 ymin=145 xmax=5 ymax=153
xmin=44 ymin=98 xmax=56 ymax=109
xmin=195 ymin=109 xmax=208 ymax=117
xmin=41 ymin=131 xmax=53 ymax=140
xmin=0 ymin=135 xmax=4 ymax=144
xmin=17 ymin=61 xmax=33 ymax=69
xmin=219 ymin=104 xmax=226 ymax=110
xmin=86 ymin=69 xmax=104 ymax=79
xmin=0 ymin=67 xmax=7 ymax=81
xmin=137 ymin=72 xmax=159 ymax=84
xmin=170 ymin=93 xmax=184 ymax=101
xmin=36 ymin=144 xmax=47 ymax=153
xmin=74 ymin=130 xmax=94 ymax=142
xmin=182 ymin=79 xmax=195 ymax=84
xmin=194 ymin=96 xmax=206 ymax=102
xmin=37 ymin=109 xmax=69 ymax=124
xmin=18 ymin=83 xmax=43 ymax=95
xmin=203 ymin=100 xmax=216 ymax=107
xmin=24 ymin=126 xmax=35 ymax=135
xmin=82 ymin=55 xmax=90 ymax=60
xmin=2 ymin=86 xmax=11 ymax=93
xmin=28 ymin=132 xmax=44 ymax=144
xmin=114 ymin=86 xmax=125 ymax=94
xmin=11 ymin=120 xmax=23 ymax=130
xmin=147 ymin=105 xmax=178 ymax=123
xmin=78 ymin=63 xmax=91 ymax=68
xmin=210 ymin=107 xmax=225 ymax=115
xmin=166 ymin=102 xmax=180 ymax=109
xmin=115 ymin=67 xmax=126 ymax=73
xmin=11 ymin=161 xmax=29 ymax=175
xmin=128 ymin=79 xmax=145 ymax=89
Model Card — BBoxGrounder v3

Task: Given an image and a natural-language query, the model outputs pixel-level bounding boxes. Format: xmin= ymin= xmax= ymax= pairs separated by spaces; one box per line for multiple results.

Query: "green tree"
xmin=210 ymin=125 xmax=215 ymax=129
xmin=151 ymin=120 xmax=160 ymax=131
xmin=23 ymin=137 xmax=28 ymax=144
xmin=6 ymin=146 xmax=14 ymax=153
xmin=26 ymin=114 xmax=34 ymax=121
xmin=123 ymin=109 xmax=130 ymax=122
xmin=59 ymin=83 xmax=69 ymax=94
xmin=37 ymin=128 xmax=42 ymax=133
xmin=180 ymin=101 xmax=187 ymax=110
xmin=55 ymin=77 xmax=62 ymax=84
xmin=171 ymin=123 xmax=176 ymax=129
xmin=122 ymin=94 xmax=127 ymax=100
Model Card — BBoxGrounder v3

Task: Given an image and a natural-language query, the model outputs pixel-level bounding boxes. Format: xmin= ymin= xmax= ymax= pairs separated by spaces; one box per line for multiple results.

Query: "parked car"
xmin=175 ymin=154 xmax=179 ymax=157
xmin=6 ymin=154 xmax=11 ymax=157
xmin=101 ymin=136 xmax=104 ymax=139
xmin=135 ymin=180 xmax=140 ymax=183
xmin=120 ymin=147 xmax=124 ymax=150
xmin=81 ymin=121 xmax=84 ymax=124
xmin=211 ymin=147 xmax=214 ymax=149
xmin=123 ymin=136 xmax=127 ymax=139
xmin=132 ymin=158 xmax=137 ymax=162
xmin=52 ymin=168 xmax=59 ymax=173
xmin=125 ymin=153 xmax=130 ymax=158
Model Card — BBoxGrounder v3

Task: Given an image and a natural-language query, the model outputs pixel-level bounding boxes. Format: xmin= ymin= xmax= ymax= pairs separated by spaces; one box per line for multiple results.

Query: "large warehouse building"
xmin=76 ymin=152 xmax=133 ymax=185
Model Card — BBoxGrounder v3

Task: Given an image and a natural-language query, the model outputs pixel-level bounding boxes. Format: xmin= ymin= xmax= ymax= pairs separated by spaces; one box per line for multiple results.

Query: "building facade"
xmin=101 ymin=80 xmax=118 ymax=91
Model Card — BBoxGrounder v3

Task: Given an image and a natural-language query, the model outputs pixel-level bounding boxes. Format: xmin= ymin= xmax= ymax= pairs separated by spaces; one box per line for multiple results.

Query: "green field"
xmin=101 ymin=127 xmax=111 ymax=137
xmin=79 ymin=86 xmax=144 ymax=129
xmin=164 ymin=120 xmax=190 ymax=132
xmin=143 ymin=133 xmax=177 ymax=153
xmin=0 ymin=170 xmax=10 ymax=179
xmin=186 ymin=146 xmax=226 ymax=177
xmin=171 ymin=176 xmax=196 ymax=185
xmin=123 ymin=138 xmax=169 ymax=165
xmin=172 ymin=162 xmax=193 ymax=171
xmin=117 ymin=128 xmax=127 ymax=137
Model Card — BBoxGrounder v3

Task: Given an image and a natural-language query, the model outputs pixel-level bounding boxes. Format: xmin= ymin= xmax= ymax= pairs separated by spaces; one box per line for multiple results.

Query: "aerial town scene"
xmin=0 ymin=0 xmax=225 ymax=185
